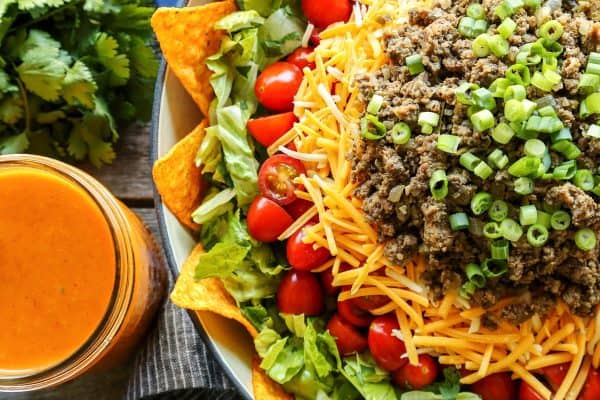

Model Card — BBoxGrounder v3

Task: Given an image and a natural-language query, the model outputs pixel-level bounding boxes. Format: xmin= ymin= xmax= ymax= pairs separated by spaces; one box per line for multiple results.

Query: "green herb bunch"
xmin=0 ymin=0 xmax=158 ymax=166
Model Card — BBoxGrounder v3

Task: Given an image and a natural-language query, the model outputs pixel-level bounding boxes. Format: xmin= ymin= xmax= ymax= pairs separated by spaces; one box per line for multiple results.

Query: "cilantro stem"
xmin=15 ymin=77 xmax=31 ymax=134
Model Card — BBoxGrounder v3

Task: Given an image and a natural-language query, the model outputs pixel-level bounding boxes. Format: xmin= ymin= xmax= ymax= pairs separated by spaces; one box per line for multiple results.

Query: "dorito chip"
xmin=152 ymin=121 xmax=207 ymax=231
xmin=252 ymin=358 xmax=294 ymax=400
xmin=151 ymin=0 xmax=236 ymax=117
xmin=170 ymin=243 xmax=259 ymax=338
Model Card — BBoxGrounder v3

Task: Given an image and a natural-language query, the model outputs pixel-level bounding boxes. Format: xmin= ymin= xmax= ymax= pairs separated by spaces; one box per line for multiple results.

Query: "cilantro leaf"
xmin=62 ymin=60 xmax=97 ymax=109
xmin=0 ymin=132 xmax=28 ymax=154
xmin=128 ymin=36 xmax=158 ymax=79
xmin=95 ymin=32 xmax=130 ymax=86
xmin=0 ymin=1 xmax=17 ymax=19
xmin=17 ymin=0 xmax=67 ymax=11
xmin=35 ymin=110 xmax=66 ymax=124
xmin=0 ymin=70 xmax=18 ymax=95
xmin=17 ymin=47 xmax=67 ymax=101
xmin=68 ymin=120 xmax=89 ymax=160
xmin=0 ymin=94 xmax=23 ymax=124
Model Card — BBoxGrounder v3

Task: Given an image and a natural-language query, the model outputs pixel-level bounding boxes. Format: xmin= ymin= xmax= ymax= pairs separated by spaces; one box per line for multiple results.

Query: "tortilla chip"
xmin=170 ymin=243 xmax=259 ymax=338
xmin=252 ymin=358 xmax=294 ymax=400
xmin=151 ymin=0 xmax=236 ymax=117
xmin=153 ymin=121 xmax=207 ymax=231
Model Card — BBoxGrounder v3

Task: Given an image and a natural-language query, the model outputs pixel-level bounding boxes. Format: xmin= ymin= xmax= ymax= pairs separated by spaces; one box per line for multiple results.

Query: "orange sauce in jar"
xmin=0 ymin=155 xmax=166 ymax=391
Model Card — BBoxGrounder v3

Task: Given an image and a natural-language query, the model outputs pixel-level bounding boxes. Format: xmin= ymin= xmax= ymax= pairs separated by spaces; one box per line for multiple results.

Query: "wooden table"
xmin=6 ymin=123 xmax=159 ymax=400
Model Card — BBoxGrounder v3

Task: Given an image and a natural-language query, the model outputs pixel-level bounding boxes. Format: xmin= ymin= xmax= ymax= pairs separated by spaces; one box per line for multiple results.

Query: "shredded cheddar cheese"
xmin=273 ymin=0 xmax=599 ymax=398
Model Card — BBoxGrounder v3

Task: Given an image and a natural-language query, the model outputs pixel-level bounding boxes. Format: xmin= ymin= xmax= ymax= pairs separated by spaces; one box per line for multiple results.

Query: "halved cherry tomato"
xmin=255 ymin=62 xmax=303 ymax=112
xmin=287 ymin=47 xmax=315 ymax=70
xmin=581 ymin=368 xmax=600 ymax=400
xmin=301 ymin=0 xmax=352 ymax=28
xmin=310 ymin=27 xmax=322 ymax=46
xmin=541 ymin=363 xmax=568 ymax=391
xmin=470 ymin=373 xmax=517 ymax=400
xmin=337 ymin=300 xmax=373 ymax=327
xmin=247 ymin=196 xmax=293 ymax=242
xmin=326 ymin=313 xmax=368 ymax=355
xmin=368 ymin=315 xmax=408 ymax=372
xmin=285 ymin=199 xmax=314 ymax=220
xmin=518 ymin=381 xmax=544 ymax=400
xmin=247 ymin=112 xmax=297 ymax=148
xmin=286 ymin=222 xmax=331 ymax=271
xmin=258 ymin=155 xmax=306 ymax=206
xmin=352 ymin=294 xmax=389 ymax=311
xmin=393 ymin=354 xmax=439 ymax=390
xmin=277 ymin=270 xmax=324 ymax=316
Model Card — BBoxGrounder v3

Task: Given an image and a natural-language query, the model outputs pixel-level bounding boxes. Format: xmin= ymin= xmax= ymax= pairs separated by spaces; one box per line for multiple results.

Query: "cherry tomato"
xmin=286 ymin=222 xmax=331 ymax=271
xmin=247 ymin=112 xmax=297 ymax=148
xmin=255 ymin=62 xmax=303 ymax=112
xmin=277 ymin=270 xmax=324 ymax=316
xmin=247 ymin=196 xmax=293 ymax=242
xmin=285 ymin=199 xmax=314 ymax=220
xmin=287 ymin=47 xmax=315 ymax=70
xmin=337 ymin=300 xmax=373 ymax=327
xmin=581 ymin=368 xmax=600 ymax=400
xmin=301 ymin=0 xmax=352 ymax=28
xmin=393 ymin=354 xmax=439 ymax=390
xmin=258 ymin=155 xmax=306 ymax=206
xmin=541 ymin=363 xmax=568 ymax=391
xmin=320 ymin=263 xmax=351 ymax=296
xmin=470 ymin=373 xmax=517 ymax=400
xmin=310 ymin=27 xmax=322 ymax=46
xmin=368 ymin=315 xmax=408 ymax=372
xmin=352 ymin=294 xmax=389 ymax=311
xmin=518 ymin=381 xmax=544 ymax=400
xmin=326 ymin=313 xmax=367 ymax=355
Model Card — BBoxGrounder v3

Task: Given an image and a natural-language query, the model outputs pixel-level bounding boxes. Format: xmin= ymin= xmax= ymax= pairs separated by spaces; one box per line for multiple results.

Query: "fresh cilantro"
xmin=0 ymin=0 xmax=157 ymax=165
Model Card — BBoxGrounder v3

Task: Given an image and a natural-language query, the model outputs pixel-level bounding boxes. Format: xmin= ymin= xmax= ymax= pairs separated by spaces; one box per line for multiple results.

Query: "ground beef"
xmin=352 ymin=1 xmax=600 ymax=325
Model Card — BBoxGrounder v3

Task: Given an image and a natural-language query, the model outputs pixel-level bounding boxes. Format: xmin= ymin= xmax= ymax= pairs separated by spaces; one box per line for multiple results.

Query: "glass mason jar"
xmin=0 ymin=154 xmax=167 ymax=391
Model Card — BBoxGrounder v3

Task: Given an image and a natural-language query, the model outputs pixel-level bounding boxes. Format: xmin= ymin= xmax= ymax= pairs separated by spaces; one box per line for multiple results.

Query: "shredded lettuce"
xmin=341 ymin=354 xmax=398 ymax=400
xmin=191 ymin=188 xmax=235 ymax=224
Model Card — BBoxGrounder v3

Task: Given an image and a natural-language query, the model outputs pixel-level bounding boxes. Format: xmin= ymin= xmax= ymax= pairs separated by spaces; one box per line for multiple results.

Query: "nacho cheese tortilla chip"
xmin=152 ymin=120 xmax=207 ymax=231
xmin=252 ymin=358 xmax=294 ymax=400
xmin=151 ymin=0 xmax=236 ymax=117
xmin=170 ymin=243 xmax=259 ymax=338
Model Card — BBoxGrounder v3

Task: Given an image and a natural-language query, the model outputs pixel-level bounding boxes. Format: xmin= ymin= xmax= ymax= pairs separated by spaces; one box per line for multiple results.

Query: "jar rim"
xmin=0 ymin=154 xmax=135 ymax=392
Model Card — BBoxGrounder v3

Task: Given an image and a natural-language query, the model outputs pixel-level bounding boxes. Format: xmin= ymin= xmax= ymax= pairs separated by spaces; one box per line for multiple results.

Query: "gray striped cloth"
xmin=125 ymin=268 xmax=243 ymax=400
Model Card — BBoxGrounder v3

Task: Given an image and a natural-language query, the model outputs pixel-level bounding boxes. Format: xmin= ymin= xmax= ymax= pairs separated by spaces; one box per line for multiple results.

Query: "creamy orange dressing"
xmin=0 ymin=166 xmax=116 ymax=372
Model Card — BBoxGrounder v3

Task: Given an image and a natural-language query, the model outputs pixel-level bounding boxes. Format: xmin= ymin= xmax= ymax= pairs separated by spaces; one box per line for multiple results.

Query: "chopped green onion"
xmin=450 ymin=212 xmax=470 ymax=231
xmin=460 ymin=152 xmax=482 ymax=171
xmin=508 ymin=156 xmax=541 ymax=177
xmin=589 ymin=52 xmax=600 ymax=65
xmin=471 ymin=192 xmax=493 ymax=215
xmin=587 ymin=52 xmax=600 ymax=75
xmin=524 ymin=0 xmax=541 ymax=7
xmin=550 ymin=128 xmax=572 ymax=143
xmin=539 ymin=20 xmax=563 ymax=42
xmin=471 ymin=109 xmax=495 ymax=132
xmin=587 ymin=63 xmax=600 ymax=76
xmin=501 ymin=218 xmax=523 ymax=241
xmin=520 ymin=204 xmax=538 ymax=226
xmin=460 ymin=281 xmax=477 ymax=299
xmin=504 ymin=99 xmax=527 ymax=122
xmin=406 ymin=54 xmax=425 ymax=75
xmin=542 ymin=40 xmax=563 ymax=57
xmin=538 ymin=105 xmax=557 ymax=117
xmin=456 ymin=82 xmax=479 ymax=105
xmin=367 ymin=94 xmax=384 ymax=115
xmin=482 ymin=258 xmax=508 ymax=278
xmin=550 ymin=210 xmax=571 ymax=231
xmin=514 ymin=177 xmax=534 ymax=195
xmin=459 ymin=17 xmax=477 ymax=38
xmin=552 ymin=160 xmax=577 ymax=180
xmin=522 ymin=99 xmax=538 ymax=118
xmin=488 ymin=149 xmax=509 ymax=169
xmin=585 ymin=125 xmax=600 ymax=139
xmin=506 ymin=64 xmax=531 ymax=85
xmin=578 ymin=73 xmax=600 ymax=95
xmin=436 ymin=135 xmax=461 ymax=154
xmin=489 ymin=200 xmax=509 ymax=222
xmin=473 ymin=88 xmax=496 ymax=110
xmin=492 ymin=122 xmax=515 ymax=144
xmin=491 ymin=239 xmax=510 ymax=260
xmin=466 ymin=263 xmax=486 ymax=288
xmin=579 ymin=93 xmax=600 ymax=118
xmin=525 ymin=115 xmax=564 ymax=133
xmin=474 ymin=161 xmax=494 ymax=179
xmin=551 ymin=141 xmax=581 ymax=160
xmin=575 ymin=228 xmax=596 ymax=251
xmin=418 ymin=112 xmax=439 ymax=134
xmin=536 ymin=210 xmax=551 ymax=228
xmin=574 ymin=169 xmax=595 ymax=191
xmin=490 ymin=78 xmax=511 ymax=97
xmin=527 ymin=224 xmax=549 ymax=247
xmin=504 ymin=85 xmax=526 ymax=101
xmin=361 ymin=116 xmax=386 ymax=140
xmin=391 ymin=123 xmax=411 ymax=145
xmin=484 ymin=222 xmax=503 ymax=238
xmin=523 ymin=139 xmax=546 ymax=159
xmin=531 ymin=70 xmax=561 ymax=92
xmin=488 ymin=34 xmax=510 ymax=57
xmin=498 ymin=18 xmax=517 ymax=39
xmin=467 ymin=3 xmax=486 ymax=19
xmin=472 ymin=34 xmax=491 ymax=57
xmin=429 ymin=169 xmax=448 ymax=200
